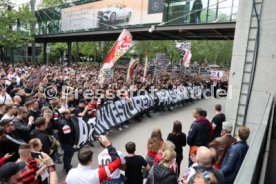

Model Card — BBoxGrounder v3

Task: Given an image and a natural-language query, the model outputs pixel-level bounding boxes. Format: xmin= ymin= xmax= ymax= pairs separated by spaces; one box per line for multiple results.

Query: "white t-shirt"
xmin=1 ymin=114 xmax=14 ymax=121
xmin=66 ymin=164 xmax=101 ymax=184
xmin=98 ymin=148 xmax=125 ymax=179
xmin=7 ymin=73 xmax=16 ymax=81
xmin=186 ymin=163 xmax=198 ymax=181
xmin=0 ymin=94 xmax=12 ymax=104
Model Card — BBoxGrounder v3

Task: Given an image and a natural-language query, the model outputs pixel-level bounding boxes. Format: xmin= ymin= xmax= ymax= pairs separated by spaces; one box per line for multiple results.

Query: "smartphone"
xmin=31 ymin=151 xmax=42 ymax=159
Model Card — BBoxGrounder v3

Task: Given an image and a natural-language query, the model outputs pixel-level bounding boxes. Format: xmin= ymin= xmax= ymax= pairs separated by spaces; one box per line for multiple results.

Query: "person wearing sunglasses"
xmin=0 ymin=119 xmax=26 ymax=162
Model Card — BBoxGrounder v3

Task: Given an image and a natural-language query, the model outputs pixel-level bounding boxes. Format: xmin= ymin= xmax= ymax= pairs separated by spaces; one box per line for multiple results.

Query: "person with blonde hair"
xmin=28 ymin=138 xmax=42 ymax=152
xmin=153 ymin=140 xmax=178 ymax=173
xmin=146 ymin=149 xmax=178 ymax=184
xmin=146 ymin=128 xmax=163 ymax=167
xmin=154 ymin=140 xmax=175 ymax=164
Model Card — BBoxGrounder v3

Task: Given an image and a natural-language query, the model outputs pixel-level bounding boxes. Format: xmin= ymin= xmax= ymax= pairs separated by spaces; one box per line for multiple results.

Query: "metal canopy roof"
xmin=35 ymin=23 xmax=235 ymax=43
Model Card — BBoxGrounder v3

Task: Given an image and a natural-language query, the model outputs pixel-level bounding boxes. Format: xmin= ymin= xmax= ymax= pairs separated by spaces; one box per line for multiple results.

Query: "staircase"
xmin=235 ymin=0 xmax=263 ymax=127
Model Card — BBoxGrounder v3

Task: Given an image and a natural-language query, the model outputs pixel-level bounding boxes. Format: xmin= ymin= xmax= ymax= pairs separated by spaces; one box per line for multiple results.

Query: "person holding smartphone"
xmin=16 ymin=144 xmax=44 ymax=184
xmin=66 ymin=135 xmax=121 ymax=184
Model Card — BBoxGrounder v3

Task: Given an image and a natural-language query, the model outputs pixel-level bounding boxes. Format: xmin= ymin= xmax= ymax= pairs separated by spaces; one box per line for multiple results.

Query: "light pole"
xmin=30 ymin=0 xmax=36 ymax=64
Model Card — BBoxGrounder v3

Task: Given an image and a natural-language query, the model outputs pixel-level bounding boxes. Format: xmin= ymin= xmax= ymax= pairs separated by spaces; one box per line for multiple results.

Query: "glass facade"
xmin=35 ymin=0 xmax=239 ymax=36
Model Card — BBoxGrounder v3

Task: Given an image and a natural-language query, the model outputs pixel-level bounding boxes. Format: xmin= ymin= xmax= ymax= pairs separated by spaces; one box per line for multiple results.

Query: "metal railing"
xmin=234 ymin=93 xmax=274 ymax=184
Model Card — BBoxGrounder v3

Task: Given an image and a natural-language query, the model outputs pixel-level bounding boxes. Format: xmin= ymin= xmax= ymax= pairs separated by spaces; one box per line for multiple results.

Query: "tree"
xmin=133 ymin=40 xmax=180 ymax=63
xmin=38 ymin=0 xmax=64 ymax=9
xmin=95 ymin=41 xmax=115 ymax=62
xmin=0 ymin=0 xmax=36 ymax=62
xmin=190 ymin=40 xmax=233 ymax=67
xmin=0 ymin=1 xmax=35 ymax=47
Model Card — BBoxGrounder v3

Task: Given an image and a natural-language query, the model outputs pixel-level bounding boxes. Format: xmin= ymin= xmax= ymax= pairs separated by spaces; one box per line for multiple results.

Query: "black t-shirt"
xmin=212 ymin=113 xmax=226 ymax=140
xmin=167 ymin=132 xmax=186 ymax=157
xmin=68 ymin=100 xmax=78 ymax=109
xmin=74 ymin=106 xmax=84 ymax=117
xmin=28 ymin=110 xmax=41 ymax=120
xmin=75 ymin=105 xmax=90 ymax=122
xmin=125 ymin=155 xmax=147 ymax=184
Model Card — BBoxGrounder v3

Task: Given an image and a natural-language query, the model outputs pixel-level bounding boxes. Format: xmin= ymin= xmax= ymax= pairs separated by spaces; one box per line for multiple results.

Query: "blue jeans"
xmin=62 ymin=144 xmax=74 ymax=172
xmin=102 ymin=178 xmax=122 ymax=184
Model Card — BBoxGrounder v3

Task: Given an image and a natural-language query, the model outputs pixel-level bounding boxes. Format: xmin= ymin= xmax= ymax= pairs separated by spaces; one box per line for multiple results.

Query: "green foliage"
xmin=132 ymin=40 xmax=180 ymax=63
xmin=133 ymin=40 xmax=233 ymax=66
xmin=48 ymin=43 xmax=67 ymax=62
xmin=42 ymin=40 xmax=233 ymax=67
xmin=38 ymin=42 xmax=66 ymax=64
xmin=39 ymin=0 xmax=64 ymax=8
xmin=191 ymin=40 xmax=233 ymax=67
xmin=201 ymin=8 xmax=230 ymax=23
xmin=0 ymin=1 xmax=36 ymax=47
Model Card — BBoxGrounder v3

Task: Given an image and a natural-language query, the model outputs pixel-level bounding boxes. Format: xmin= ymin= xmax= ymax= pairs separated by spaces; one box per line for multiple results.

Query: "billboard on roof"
xmin=61 ymin=0 xmax=164 ymax=31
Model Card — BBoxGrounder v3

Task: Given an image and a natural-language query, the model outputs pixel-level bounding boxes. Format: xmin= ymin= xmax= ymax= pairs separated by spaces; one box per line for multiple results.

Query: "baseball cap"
xmin=222 ymin=122 xmax=233 ymax=132
xmin=0 ymin=162 xmax=26 ymax=181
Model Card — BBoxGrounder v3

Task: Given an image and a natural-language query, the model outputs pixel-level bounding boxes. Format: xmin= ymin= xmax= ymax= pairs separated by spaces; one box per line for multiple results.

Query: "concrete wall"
xmin=226 ymin=0 xmax=276 ymax=137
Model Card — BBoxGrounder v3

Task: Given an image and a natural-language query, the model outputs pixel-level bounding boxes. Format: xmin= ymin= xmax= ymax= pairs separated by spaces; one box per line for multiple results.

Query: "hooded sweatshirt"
xmin=30 ymin=129 xmax=51 ymax=155
xmin=187 ymin=116 xmax=210 ymax=147
xmin=146 ymin=163 xmax=178 ymax=184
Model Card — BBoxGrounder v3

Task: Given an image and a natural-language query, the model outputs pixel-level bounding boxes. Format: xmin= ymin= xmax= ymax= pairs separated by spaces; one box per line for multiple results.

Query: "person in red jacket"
xmin=87 ymin=98 xmax=101 ymax=118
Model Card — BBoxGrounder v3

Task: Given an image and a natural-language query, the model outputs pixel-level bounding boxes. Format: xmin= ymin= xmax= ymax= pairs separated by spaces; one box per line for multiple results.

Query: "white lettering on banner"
xmin=124 ymin=101 xmax=138 ymax=118
xmin=76 ymin=118 xmax=89 ymax=148
xmin=98 ymin=106 xmax=113 ymax=130
xmin=75 ymin=87 xmax=204 ymax=148
xmin=132 ymin=97 xmax=143 ymax=112
xmin=110 ymin=103 xmax=122 ymax=124
xmin=141 ymin=95 xmax=154 ymax=108
xmin=115 ymin=100 xmax=127 ymax=123
xmin=87 ymin=118 xmax=97 ymax=142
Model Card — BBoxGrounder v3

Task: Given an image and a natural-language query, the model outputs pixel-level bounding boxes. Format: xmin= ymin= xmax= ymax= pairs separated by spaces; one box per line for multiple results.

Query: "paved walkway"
xmin=56 ymin=98 xmax=226 ymax=182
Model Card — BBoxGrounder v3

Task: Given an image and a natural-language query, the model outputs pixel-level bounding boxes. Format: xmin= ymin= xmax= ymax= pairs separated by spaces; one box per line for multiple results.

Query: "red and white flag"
xmin=143 ymin=48 xmax=149 ymax=82
xmin=29 ymin=65 xmax=47 ymax=86
xmin=182 ymin=49 xmax=192 ymax=67
xmin=126 ymin=58 xmax=139 ymax=82
xmin=98 ymin=29 xmax=133 ymax=85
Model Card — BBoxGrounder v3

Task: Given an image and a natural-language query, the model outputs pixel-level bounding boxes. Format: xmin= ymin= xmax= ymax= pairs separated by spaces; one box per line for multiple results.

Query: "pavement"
xmin=56 ymin=97 xmax=226 ymax=182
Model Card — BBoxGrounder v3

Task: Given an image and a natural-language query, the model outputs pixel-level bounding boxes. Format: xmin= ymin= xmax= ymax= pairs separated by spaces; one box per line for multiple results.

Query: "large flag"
xmin=182 ymin=49 xmax=192 ymax=67
xmin=175 ymin=41 xmax=192 ymax=68
xmin=126 ymin=58 xmax=139 ymax=82
xmin=29 ymin=65 xmax=47 ymax=86
xmin=98 ymin=29 xmax=133 ymax=85
xmin=143 ymin=48 xmax=149 ymax=82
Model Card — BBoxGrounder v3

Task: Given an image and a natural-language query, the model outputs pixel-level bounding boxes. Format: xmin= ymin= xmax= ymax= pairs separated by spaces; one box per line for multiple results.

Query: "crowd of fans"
xmin=0 ymin=62 xmax=249 ymax=184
